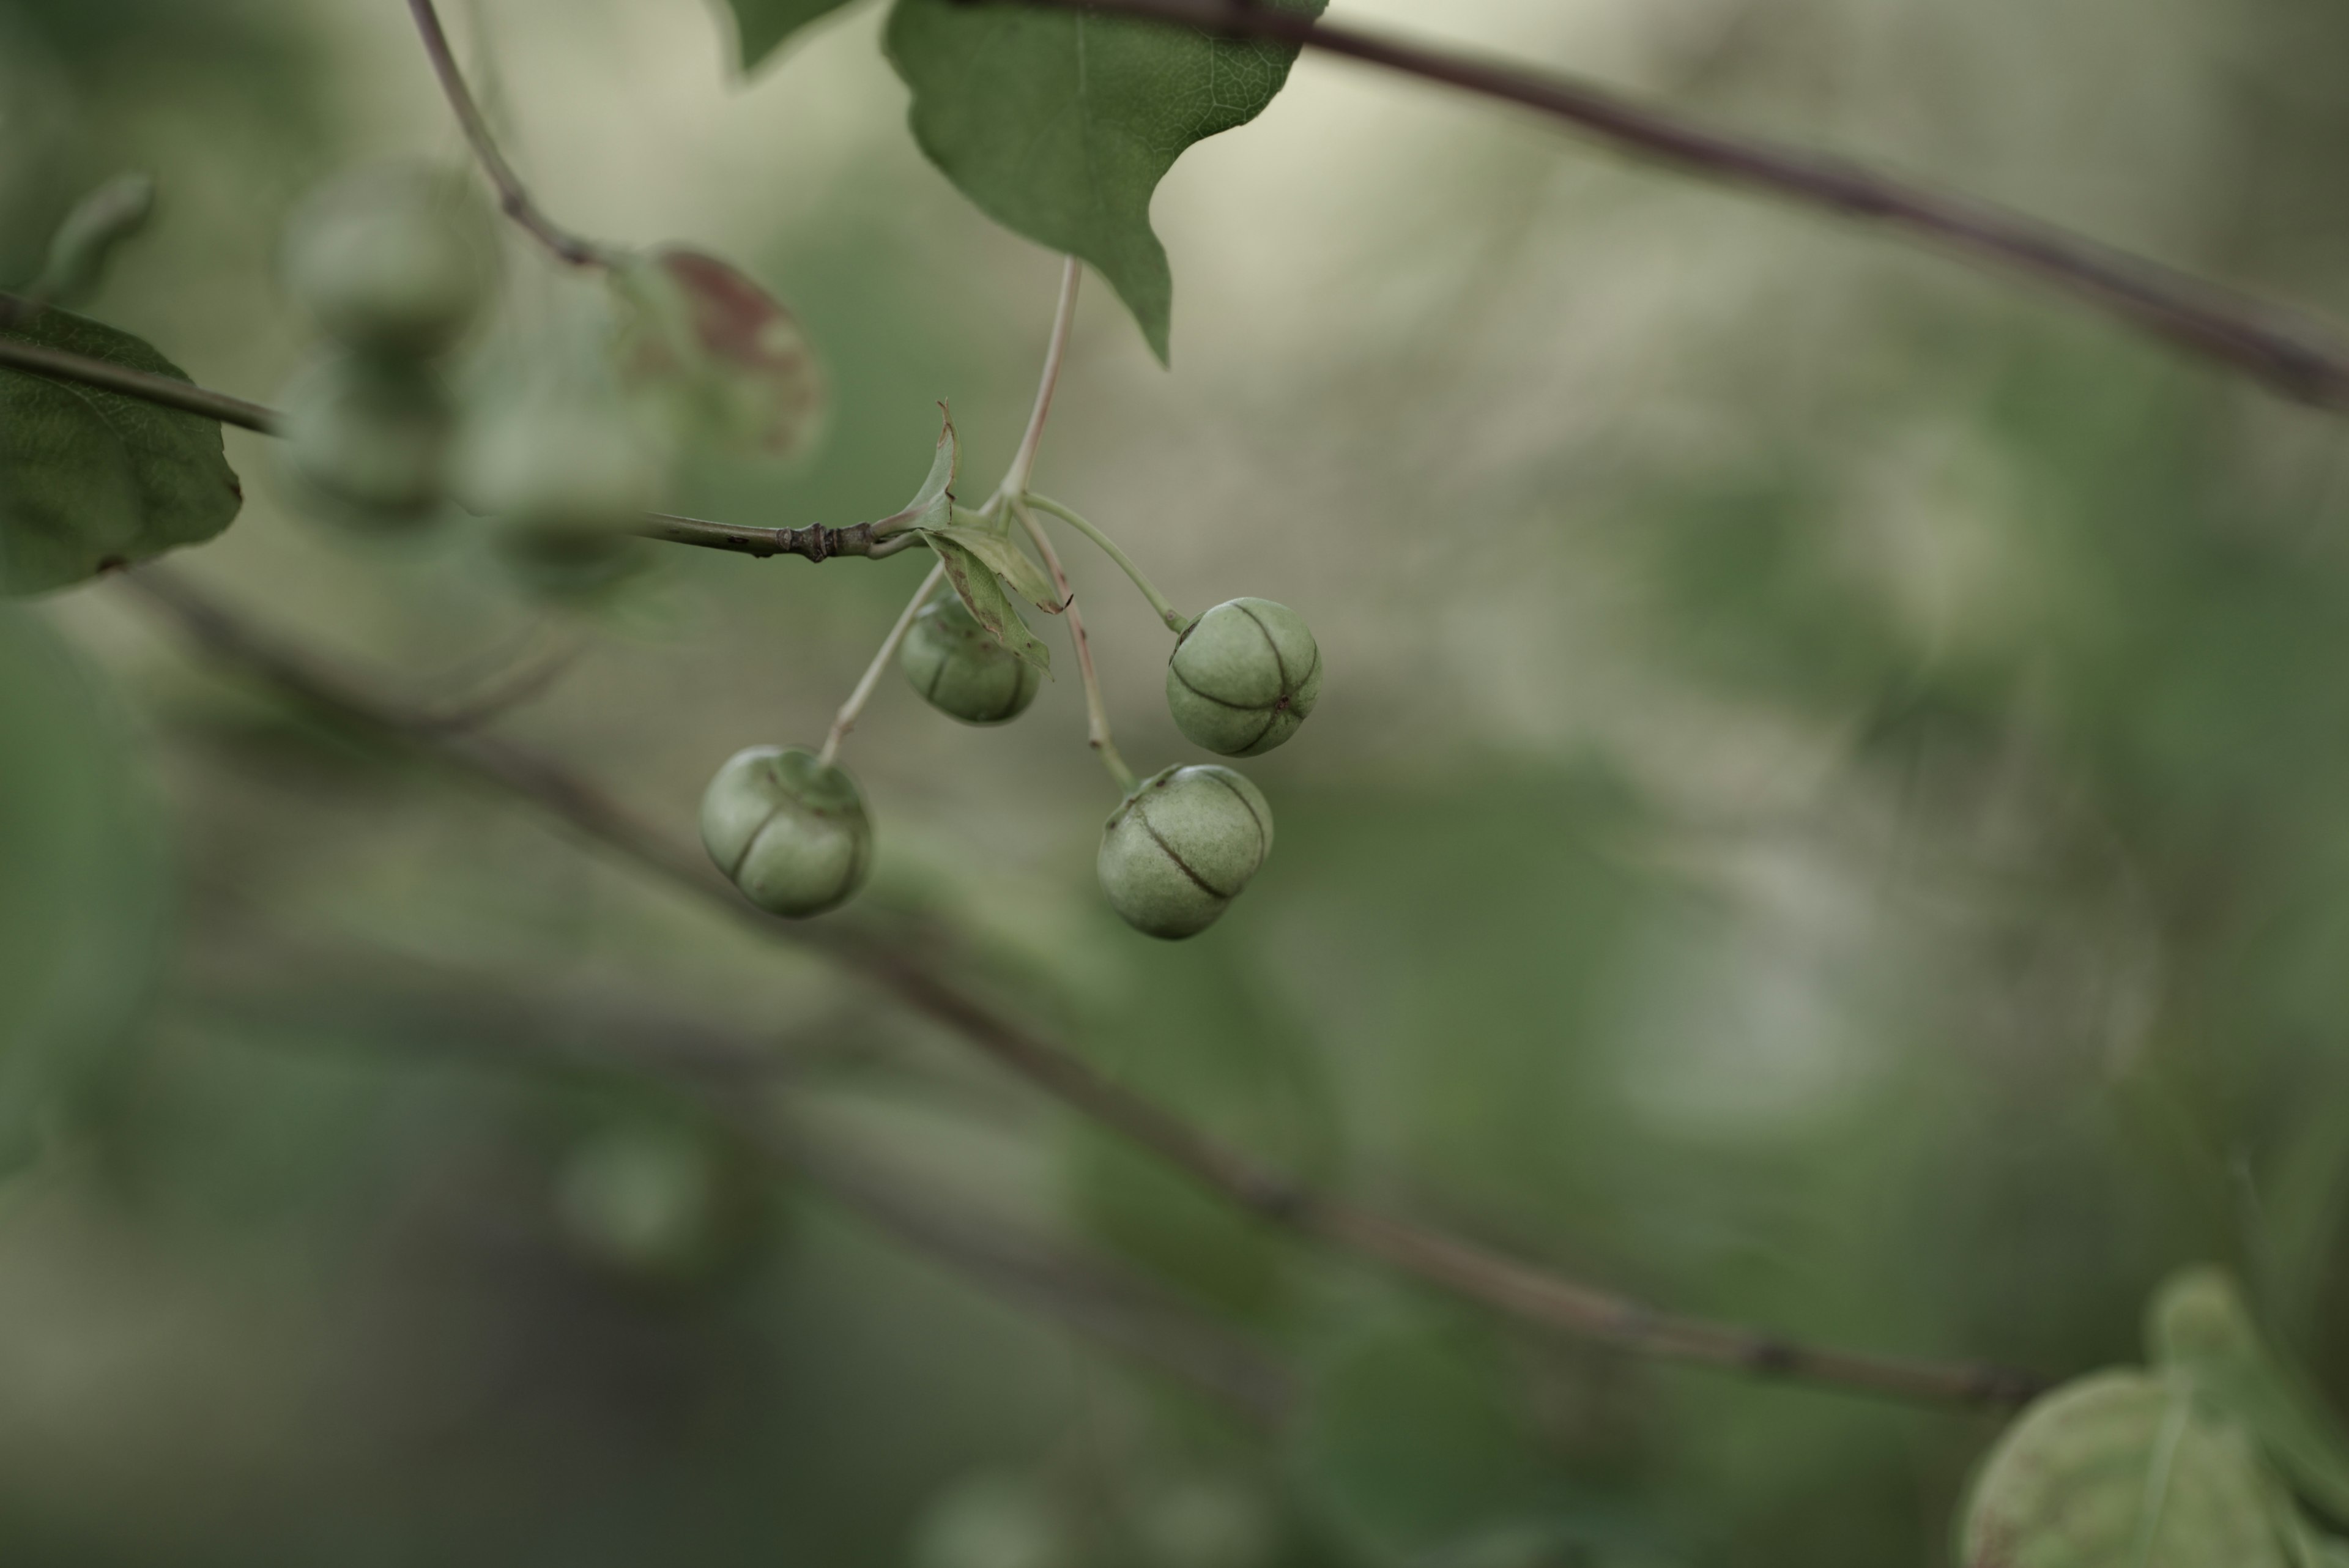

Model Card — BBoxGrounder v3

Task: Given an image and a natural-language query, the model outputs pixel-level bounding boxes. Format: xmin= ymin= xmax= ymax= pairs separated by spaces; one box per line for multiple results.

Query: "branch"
xmin=180 ymin=935 xmax=1291 ymax=1425
xmin=122 ymin=563 xmax=2049 ymax=1411
xmin=978 ymin=0 xmax=2349 ymax=409
xmin=993 ymin=256 xmax=1084 ymax=504
xmin=1014 ymin=497 xmax=1137 ymax=791
xmin=0 ymin=328 xmax=279 ymax=433
xmin=405 ymin=0 xmax=607 ymax=267
xmin=0 ymin=327 xmax=892 ymax=561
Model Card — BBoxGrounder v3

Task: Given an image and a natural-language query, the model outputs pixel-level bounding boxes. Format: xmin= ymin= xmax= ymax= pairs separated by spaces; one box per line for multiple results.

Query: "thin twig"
xmin=0 ymin=330 xmax=907 ymax=561
xmin=182 ymin=935 xmax=1291 ymax=1424
xmin=121 ymin=563 xmax=2047 ymax=1410
xmin=820 ymin=562 xmax=946 ymax=767
xmin=642 ymin=513 xmax=899 ymax=560
xmin=994 ymin=256 xmax=1085 ymax=504
xmin=1015 ymin=497 xmax=1138 ymax=792
xmin=1025 ymin=492 xmax=1191 ymax=635
xmin=414 ymin=635 xmax=586 ymax=733
xmin=0 ymin=328 xmax=279 ymax=433
xmin=406 ymin=0 xmax=607 ymax=267
xmin=992 ymin=259 xmax=1138 ymax=789
xmin=978 ymin=0 xmax=2349 ymax=409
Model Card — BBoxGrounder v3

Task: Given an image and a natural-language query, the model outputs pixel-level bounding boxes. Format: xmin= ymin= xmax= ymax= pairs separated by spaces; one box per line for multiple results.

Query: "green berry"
xmin=1165 ymin=598 xmax=1321 ymax=757
xmin=1097 ymin=765 xmax=1272 ymax=940
xmin=900 ymin=596 xmax=1041 ymax=726
xmin=283 ymin=165 xmax=492 ymax=359
xmin=276 ymin=352 xmax=456 ymax=530
xmin=461 ymin=394 xmax=661 ymax=597
xmin=700 ymin=745 xmax=873 ymax=918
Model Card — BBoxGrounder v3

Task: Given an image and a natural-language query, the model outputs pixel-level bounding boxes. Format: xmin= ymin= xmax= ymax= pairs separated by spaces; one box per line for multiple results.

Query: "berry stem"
xmin=993 ymin=256 xmax=1082 ymax=506
xmin=1022 ymin=492 xmax=1193 ymax=636
xmin=406 ymin=0 xmax=609 ymax=269
xmin=818 ymin=562 xmax=946 ymax=768
xmin=1015 ymin=498 xmax=1137 ymax=793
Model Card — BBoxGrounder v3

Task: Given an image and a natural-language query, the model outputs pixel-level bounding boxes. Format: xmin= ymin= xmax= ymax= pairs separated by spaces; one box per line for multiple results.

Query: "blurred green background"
xmin=10 ymin=0 xmax=2349 ymax=1562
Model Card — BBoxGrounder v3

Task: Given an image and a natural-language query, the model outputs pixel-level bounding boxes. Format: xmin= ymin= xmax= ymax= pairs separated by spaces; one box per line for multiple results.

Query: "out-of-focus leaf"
xmin=0 ymin=608 xmax=170 ymax=1170
xmin=883 ymin=0 xmax=1326 ymax=363
xmin=1954 ymin=1370 xmax=2289 ymax=1568
xmin=613 ymin=245 xmax=827 ymax=461
xmin=1292 ymin=1317 xmax=1571 ymax=1564
xmin=924 ymin=530 xmax=1051 ymax=674
xmin=916 ymin=525 xmax=1064 ymax=616
xmin=0 ymin=306 xmax=242 ymax=594
xmin=28 ymin=171 xmax=155 ymax=306
xmin=2149 ymin=1267 xmax=2349 ymax=1525
xmin=716 ymin=0 xmax=863 ymax=73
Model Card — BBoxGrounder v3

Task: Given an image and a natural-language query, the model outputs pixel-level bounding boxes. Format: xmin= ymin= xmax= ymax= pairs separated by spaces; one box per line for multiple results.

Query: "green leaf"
xmin=29 ymin=172 xmax=156 ymax=307
xmin=717 ymin=0 xmax=864 ymax=72
xmin=0 ymin=307 xmax=243 ymax=595
xmin=1956 ymin=1370 xmax=2291 ymax=1568
xmin=2149 ymin=1267 xmax=2349 ymax=1525
xmin=0 ymin=609 xmax=171 ymax=1172
xmin=922 ymin=524 xmax=1064 ymax=615
xmin=922 ymin=529 xmax=1052 ymax=674
xmin=612 ymin=245 xmax=828 ymax=461
xmin=893 ymin=406 xmax=959 ymax=529
xmin=884 ymin=0 xmax=1327 ymax=363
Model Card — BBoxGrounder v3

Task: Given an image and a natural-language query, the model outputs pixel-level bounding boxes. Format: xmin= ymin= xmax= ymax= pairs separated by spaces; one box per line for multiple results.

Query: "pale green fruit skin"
xmin=464 ymin=400 xmax=660 ymax=538
xmin=1098 ymin=765 xmax=1272 ymax=940
xmin=700 ymin=746 xmax=872 ymax=918
xmin=284 ymin=166 xmax=492 ymax=359
xmin=463 ymin=398 xmax=661 ymax=597
xmin=1165 ymin=598 xmax=1321 ymax=757
xmin=901 ymin=597 xmax=1041 ymax=726
xmin=276 ymin=352 xmax=456 ymax=529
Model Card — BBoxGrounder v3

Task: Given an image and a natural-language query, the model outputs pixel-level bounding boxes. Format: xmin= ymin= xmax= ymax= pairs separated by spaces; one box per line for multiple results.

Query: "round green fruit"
xmin=276 ymin=352 xmax=456 ymax=530
xmin=900 ymin=597 xmax=1041 ymax=726
xmin=1165 ymin=598 xmax=1321 ymax=757
xmin=462 ymin=396 xmax=661 ymax=596
xmin=700 ymin=745 xmax=873 ymax=918
xmin=462 ymin=398 xmax=660 ymax=537
xmin=283 ymin=165 xmax=492 ymax=359
xmin=1097 ymin=765 xmax=1272 ymax=940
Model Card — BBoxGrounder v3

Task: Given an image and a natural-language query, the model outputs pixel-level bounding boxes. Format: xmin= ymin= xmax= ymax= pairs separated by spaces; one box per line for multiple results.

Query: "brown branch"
xmin=180 ymin=936 xmax=1293 ymax=1425
xmin=974 ymin=0 xmax=2349 ymax=409
xmin=121 ymin=563 xmax=2050 ymax=1411
xmin=0 ymin=328 xmax=899 ymax=561
xmin=0 ymin=325 xmax=280 ymax=434
xmin=405 ymin=0 xmax=607 ymax=268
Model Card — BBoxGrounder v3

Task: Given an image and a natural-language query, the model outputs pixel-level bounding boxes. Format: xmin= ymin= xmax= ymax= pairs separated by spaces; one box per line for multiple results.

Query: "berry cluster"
xmin=703 ymin=546 xmax=1320 ymax=942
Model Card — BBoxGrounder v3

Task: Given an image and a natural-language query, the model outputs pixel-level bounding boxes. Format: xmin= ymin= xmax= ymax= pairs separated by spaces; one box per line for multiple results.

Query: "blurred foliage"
xmin=15 ymin=0 xmax=2349 ymax=1565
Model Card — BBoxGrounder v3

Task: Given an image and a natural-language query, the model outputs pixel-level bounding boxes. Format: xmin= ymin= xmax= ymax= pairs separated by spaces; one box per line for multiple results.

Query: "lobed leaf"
xmin=885 ymin=0 xmax=1326 ymax=363
xmin=0 ymin=307 xmax=242 ymax=595
xmin=717 ymin=0 xmax=864 ymax=73
xmin=1956 ymin=1370 xmax=2291 ymax=1568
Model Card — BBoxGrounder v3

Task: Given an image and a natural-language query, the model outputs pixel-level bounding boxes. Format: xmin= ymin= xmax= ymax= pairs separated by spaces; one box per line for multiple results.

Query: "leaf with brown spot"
xmin=614 ymin=246 xmax=827 ymax=461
